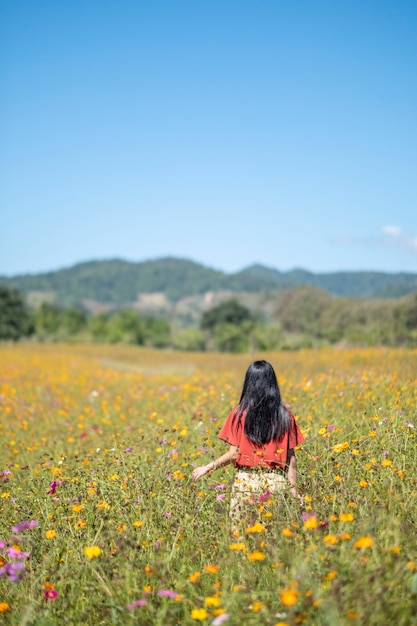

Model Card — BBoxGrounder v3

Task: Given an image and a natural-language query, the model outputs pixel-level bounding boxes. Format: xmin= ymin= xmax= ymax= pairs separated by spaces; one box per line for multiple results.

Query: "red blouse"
xmin=218 ymin=406 xmax=304 ymax=469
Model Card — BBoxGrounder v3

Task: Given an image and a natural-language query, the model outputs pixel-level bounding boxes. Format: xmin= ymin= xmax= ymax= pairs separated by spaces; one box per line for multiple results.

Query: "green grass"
xmin=0 ymin=344 xmax=417 ymax=625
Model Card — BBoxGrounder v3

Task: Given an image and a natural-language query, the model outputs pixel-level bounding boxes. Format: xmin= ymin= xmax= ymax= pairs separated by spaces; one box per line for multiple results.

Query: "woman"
xmin=192 ymin=360 xmax=304 ymax=531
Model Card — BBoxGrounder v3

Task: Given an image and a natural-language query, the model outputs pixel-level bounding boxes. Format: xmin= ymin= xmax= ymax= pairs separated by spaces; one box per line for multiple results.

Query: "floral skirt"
xmin=230 ymin=469 xmax=288 ymax=534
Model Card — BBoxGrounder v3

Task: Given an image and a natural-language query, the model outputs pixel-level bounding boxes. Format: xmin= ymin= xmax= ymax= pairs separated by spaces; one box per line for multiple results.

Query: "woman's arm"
xmin=287 ymin=448 xmax=302 ymax=501
xmin=192 ymin=445 xmax=239 ymax=481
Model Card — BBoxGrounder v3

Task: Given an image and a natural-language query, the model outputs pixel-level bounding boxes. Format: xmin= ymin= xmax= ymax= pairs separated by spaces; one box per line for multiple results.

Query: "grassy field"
xmin=1 ymin=344 xmax=417 ymax=625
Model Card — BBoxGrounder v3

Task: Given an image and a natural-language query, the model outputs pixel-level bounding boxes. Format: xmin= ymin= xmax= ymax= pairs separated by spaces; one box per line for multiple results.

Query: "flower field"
xmin=1 ymin=344 xmax=417 ymax=625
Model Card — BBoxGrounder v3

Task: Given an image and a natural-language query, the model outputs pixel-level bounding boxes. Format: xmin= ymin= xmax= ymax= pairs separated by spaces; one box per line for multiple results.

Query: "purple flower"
xmin=12 ymin=520 xmax=38 ymax=534
xmin=1 ymin=561 xmax=25 ymax=582
xmin=212 ymin=483 xmax=226 ymax=490
xmin=124 ymin=447 xmax=133 ymax=454
xmin=47 ymin=481 xmax=58 ymax=495
xmin=158 ymin=589 xmax=178 ymax=598
xmin=327 ymin=424 xmax=336 ymax=430
xmin=126 ymin=599 xmax=147 ymax=610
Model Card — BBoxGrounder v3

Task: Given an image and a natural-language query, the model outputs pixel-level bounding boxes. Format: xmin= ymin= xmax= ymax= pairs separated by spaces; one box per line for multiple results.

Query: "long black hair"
xmin=232 ymin=360 xmax=291 ymax=445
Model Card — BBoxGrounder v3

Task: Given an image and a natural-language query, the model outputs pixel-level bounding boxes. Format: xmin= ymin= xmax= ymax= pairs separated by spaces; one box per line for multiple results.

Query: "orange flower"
xmin=354 ymin=535 xmax=373 ymax=549
xmin=229 ymin=543 xmax=246 ymax=551
xmin=204 ymin=564 xmax=219 ymax=574
xmin=247 ymin=551 xmax=265 ymax=561
xmin=280 ymin=588 xmax=299 ymax=606
xmin=45 ymin=529 xmax=56 ymax=539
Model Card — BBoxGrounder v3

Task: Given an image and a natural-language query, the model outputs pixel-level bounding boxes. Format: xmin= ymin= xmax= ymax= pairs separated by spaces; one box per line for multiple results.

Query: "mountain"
xmin=1 ymin=257 xmax=417 ymax=309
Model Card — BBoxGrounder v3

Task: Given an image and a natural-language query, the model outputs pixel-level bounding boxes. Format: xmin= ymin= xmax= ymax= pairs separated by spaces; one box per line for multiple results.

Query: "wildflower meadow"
xmin=1 ymin=344 xmax=416 ymax=625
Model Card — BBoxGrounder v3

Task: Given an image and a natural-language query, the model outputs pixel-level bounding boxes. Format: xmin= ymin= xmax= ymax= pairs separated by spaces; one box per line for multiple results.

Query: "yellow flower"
xmin=340 ymin=513 xmax=354 ymax=522
xmin=247 ymin=551 xmax=265 ymax=561
xmin=204 ymin=564 xmax=219 ymax=574
xmin=359 ymin=480 xmax=368 ymax=488
xmin=0 ymin=603 xmax=10 ymax=612
xmin=133 ymin=520 xmax=143 ymax=527
xmin=323 ymin=534 xmax=338 ymax=545
xmin=245 ymin=521 xmax=265 ymax=534
xmin=45 ymin=529 xmax=56 ymax=539
xmin=381 ymin=459 xmax=392 ymax=467
xmin=303 ymin=516 xmax=318 ymax=529
xmin=250 ymin=602 xmax=264 ymax=611
xmin=72 ymin=504 xmax=83 ymax=512
xmin=354 ymin=535 xmax=373 ymax=549
xmin=205 ymin=596 xmax=220 ymax=607
xmin=84 ymin=545 xmax=102 ymax=559
xmin=191 ymin=608 xmax=209 ymax=621
xmin=229 ymin=543 xmax=246 ymax=551
xmin=282 ymin=528 xmax=292 ymax=537
xmin=280 ymin=588 xmax=299 ymax=606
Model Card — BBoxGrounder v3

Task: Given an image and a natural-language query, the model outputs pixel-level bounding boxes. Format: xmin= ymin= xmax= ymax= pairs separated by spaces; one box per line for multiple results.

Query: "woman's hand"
xmin=290 ymin=486 xmax=304 ymax=505
xmin=192 ymin=464 xmax=212 ymax=481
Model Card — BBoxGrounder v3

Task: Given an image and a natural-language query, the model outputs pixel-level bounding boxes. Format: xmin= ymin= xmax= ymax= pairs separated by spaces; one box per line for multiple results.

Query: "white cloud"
xmin=333 ymin=225 xmax=417 ymax=256
xmin=382 ymin=225 xmax=402 ymax=236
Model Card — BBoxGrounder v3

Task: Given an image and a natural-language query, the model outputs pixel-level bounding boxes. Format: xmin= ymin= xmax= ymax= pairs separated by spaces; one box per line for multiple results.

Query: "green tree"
xmin=0 ymin=286 xmax=33 ymax=340
xmin=34 ymin=302 xmax=63 ymax=339
xmin=89 ymin=313 xmax=110 ymax=341
xmin=201 ymin=299 xmax=253 ymax=330
xmin=173 ymin=327 xmax=205 ymax=351
xmin=106 ymin=310 xmax=145 ymax=344
xmin=143 ymin=316 xmax=171 ymax=348
xmin=62 ymin=308 xmax=88 ymax=335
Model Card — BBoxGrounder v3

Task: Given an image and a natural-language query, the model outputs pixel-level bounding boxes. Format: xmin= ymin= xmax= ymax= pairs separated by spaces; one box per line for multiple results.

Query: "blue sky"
xmin=1 ymin=0 xmax=416 ymax=276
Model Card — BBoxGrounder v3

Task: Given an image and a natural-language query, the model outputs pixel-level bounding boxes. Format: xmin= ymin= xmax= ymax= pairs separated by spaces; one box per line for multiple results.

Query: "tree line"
xmin=1 ymin=285 xmax=416 ymax=351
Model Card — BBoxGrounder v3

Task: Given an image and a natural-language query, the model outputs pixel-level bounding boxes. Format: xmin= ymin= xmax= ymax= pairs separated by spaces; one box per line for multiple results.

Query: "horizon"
xmin=1 ymin=254 xmax=417 ymax=280
xmin=2 ymin=1 xmax=416 ymax=276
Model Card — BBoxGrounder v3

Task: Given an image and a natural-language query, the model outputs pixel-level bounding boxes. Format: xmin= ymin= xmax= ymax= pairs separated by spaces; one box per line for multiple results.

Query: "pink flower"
xmin=158 ymin=589 xmax=177 ymax=598
xmin=126 ymin=599 xmax=147 ymax=609
xmin=44 ymin=589 xmax=58 ymax=600
xmin=7 ymin=547 xmax=29 ymax=559
xmin=258 ymin=490 xmax=271 ymax=502
xmin=213 ymin=484 xmax=226 ymax=490
xmin=216 ymin=494 xmax=226 ymax=500
xmin=164 ymin=512 xmax=171 ymax=518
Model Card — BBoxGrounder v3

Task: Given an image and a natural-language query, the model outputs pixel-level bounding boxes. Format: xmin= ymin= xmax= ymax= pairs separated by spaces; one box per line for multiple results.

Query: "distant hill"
xmin=1 ymin=257 xmax=417 ymax=310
